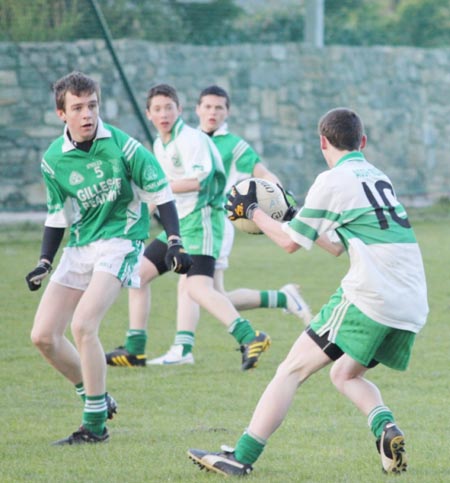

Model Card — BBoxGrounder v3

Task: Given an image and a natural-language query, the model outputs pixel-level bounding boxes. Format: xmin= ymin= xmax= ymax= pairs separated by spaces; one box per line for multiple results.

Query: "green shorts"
xmin=157 ymin=206 xmax=224 ymax=258
xmin=310 ymin=287 xmax=416 ymax=371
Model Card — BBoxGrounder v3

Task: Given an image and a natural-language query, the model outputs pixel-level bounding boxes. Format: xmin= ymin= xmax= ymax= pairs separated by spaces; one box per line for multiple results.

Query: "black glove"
xmin=226 ymin=180 xmax=259 ymax=220
xmin=277 ymin=184 xmax=298 ymax=221
xmin=165 ymin=237 xmax=193 ymax=274
xmin=25 ymin=260 xmax=52 ymax=291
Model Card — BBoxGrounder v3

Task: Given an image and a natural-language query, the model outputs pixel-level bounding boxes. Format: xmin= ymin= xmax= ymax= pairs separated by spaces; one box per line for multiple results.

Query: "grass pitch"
xmin=0 ymin=206 xmax=448 ymax=482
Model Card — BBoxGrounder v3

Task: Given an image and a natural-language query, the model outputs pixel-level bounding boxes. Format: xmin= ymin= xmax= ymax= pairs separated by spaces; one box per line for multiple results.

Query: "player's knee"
xmin=329 ymin=362 xmax=348 ymax=392
xmin=275 ymin=356 xmax=309 ymax=385
xmin=71 ymin=319 xmax=96 ymax=344
xmin=30 ymin=325 xmax=56 ymax=353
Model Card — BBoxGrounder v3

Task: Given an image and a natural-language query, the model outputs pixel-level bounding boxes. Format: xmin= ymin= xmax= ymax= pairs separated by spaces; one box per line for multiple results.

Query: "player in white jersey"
xmin=106 ymin=84 xmax=271 ymax=371
xmin=25 ymin=72 xmax=191 ymax=445
xmin=188 ymin=108 xmax=428 ymax=477
xmin=148 ymin=85 xmax=311 ymax=366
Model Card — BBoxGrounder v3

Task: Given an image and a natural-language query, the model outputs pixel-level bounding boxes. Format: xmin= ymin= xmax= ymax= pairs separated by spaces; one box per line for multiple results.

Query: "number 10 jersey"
xmin=284 ymin=151 xmax=428 ymax=333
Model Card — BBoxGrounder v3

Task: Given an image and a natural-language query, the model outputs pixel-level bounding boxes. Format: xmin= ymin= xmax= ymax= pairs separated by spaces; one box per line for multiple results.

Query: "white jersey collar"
xmin=212 ymin=122 xmax=229 ymax=137
xmin=61 ymin=118 xmax=112 ymax=153
xmin=197 ymin=122 xmax=229 ymax=137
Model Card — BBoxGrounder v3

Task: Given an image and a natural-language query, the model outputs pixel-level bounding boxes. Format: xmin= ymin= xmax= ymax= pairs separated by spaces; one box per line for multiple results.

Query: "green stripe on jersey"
xmin=339 ymin=209 xmax=416 ymax=245
xmin=288 ymin=217 xmax=320 ymax=241
xmin=299 ymin=207 xmax=341 ymax=222
xmin=293 ymin=205 xmax=416 ymax=246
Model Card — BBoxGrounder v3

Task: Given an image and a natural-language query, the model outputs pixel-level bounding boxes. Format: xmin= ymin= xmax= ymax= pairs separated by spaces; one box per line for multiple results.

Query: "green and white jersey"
xmin=42 ymin=119 xmax=173 ymax=246
xmin=153 ymin=117 xmax=226 ymax=219
xmin=284 ymin=151 xmax=428 ymax=332
xmin=211 ymin=123 xmax=260 ymax=193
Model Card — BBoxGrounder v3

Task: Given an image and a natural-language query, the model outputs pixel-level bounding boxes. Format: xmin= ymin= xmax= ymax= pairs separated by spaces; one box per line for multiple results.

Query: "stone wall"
xmin=0 ymin=40 xmax=449 ymax=211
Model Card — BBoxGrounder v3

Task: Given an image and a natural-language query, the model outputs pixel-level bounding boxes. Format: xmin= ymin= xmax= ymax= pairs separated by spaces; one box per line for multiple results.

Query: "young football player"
xmin=188 ymin=107 xmax=428 ymax=476
xmin=106 ymin=84 xmax=271 ymax=370
xmin=26 ymin=71 xmax=190 ymax=445
xmin=148 ymin=85 xmax=311 ymax=366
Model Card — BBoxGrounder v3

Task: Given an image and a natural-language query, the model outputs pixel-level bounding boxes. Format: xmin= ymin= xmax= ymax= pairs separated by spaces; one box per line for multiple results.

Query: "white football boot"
xmin=280 ymin=284 xmax=313 ymax=326
xmin=147 ymin=344 xmax=194 ymax=365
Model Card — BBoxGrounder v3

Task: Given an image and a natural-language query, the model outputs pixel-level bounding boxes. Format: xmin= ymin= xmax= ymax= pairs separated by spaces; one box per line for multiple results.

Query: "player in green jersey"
xmin=25 ymin=71 xmax=191 ymax=445
xmin=106 ymin=84 xmax=271 ymax=371
xmin=148 ymin=85 xmax=311 ymax=366
xmin=188 ymin=108 xmax=428 ymax=476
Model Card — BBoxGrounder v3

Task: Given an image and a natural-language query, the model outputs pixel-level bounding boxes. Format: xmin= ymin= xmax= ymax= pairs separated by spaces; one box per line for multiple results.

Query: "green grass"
xmin=0 ymin=209 xmax=449 ymax=482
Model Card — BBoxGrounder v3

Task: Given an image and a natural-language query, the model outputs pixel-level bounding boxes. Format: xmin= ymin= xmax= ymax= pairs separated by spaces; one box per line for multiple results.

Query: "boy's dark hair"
xmin=318 ymin=108 xmax=364 ymax=151
xmin=198 ymin=85 xmax=230 ymax=109
xmin=146 ymin=83 xmax=179 ymax=109
xmin=53 ymin=71 xmax=100 ymax=111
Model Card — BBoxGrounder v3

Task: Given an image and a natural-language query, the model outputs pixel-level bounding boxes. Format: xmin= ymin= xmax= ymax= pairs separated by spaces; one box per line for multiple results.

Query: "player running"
xmin=187 ymin=107 xmax=428 ymax=476
xmin=147 ymin=85 xmax=311 ymax=366
xmin=106 ymin=84 xmax=271 ymax=371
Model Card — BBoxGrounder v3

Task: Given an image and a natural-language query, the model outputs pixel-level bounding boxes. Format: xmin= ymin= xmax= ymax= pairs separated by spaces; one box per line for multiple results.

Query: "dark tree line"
xmin=1 ymin=0 xmax=449 ymax=47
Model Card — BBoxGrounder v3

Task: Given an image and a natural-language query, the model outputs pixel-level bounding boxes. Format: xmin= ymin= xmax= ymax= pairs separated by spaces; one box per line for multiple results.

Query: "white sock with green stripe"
xmin=174 ymin=331 xmax=195 ymax=356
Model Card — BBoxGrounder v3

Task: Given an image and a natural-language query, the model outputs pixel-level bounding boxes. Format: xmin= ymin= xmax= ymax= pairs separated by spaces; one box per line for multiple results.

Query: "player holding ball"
xmin=188 ymin=107 xmax=428 ymax=477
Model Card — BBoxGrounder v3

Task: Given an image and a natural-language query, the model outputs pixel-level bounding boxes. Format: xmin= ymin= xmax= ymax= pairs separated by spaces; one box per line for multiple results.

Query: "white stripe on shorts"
xmin=316 ymin=297 xmax=351 ymax=342
xmin=201 ymin=205 xmax=213 ymax=256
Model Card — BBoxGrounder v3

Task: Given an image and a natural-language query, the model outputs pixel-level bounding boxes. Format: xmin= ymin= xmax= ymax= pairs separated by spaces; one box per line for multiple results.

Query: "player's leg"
xmin=186 ymin=256 xmax=270 ymax=370
xmin=213 ymin=266 xmax=226 ymax=293
xmin=177 ymin=275 xmax=201 ymax=332
xmin=30 ymin=280 xmax=83 ymax=382
xmin=188 ymin=330 xmax=331 ymax=475
xmin=330 ymin=355 xmax=380 ymax=414
xmin=221 ymin=219 xmax=311 ymax=324
xmin=148 ymin=224 xmax=232 ymax=366
xmin=68 ymin=271 xmax=122 ymax=439
xmin=128 ymin=255 xmax=160 ymax=329
xmin=55 ymin=239 xmax=142 ymax=444
xmin=106 ymin=238 xmax=165 ymax=367
xmin=327 ymin=307 xmax=413 ymax=474
xmin=246 ymin=330 xmax=331 ymax=438
xmin=147 ymin=274 xmax=198 ymax=365
xmin=330 ymin=357 xmax=407 ymax=474
xmin=227 ymin=284 xmax=311 ymax=323
xmin=149 ymin=220 xmax=234 ymax=364
xmin=71 ymin=271 xmax=122 ymax=394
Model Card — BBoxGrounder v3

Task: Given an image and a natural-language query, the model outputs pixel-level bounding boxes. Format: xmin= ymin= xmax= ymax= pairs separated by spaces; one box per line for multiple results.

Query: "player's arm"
xmin=25 ymin=163 xmax=69 ymax=291
xmin=252 ymin=163 xmax=282 ymax=186
xmin=226 ymin=180 xmax=301 ymax=253
xmin=175 ymin=132 xmax=216 ymax=193
xmin=127 ymin=141 xmax=193 ymax=274
xmin=170 ymin=178 xmax=200 ymax=193
xmin=252 ymin=163 xmax=297 ymax=221
xmin=253 ymin=208 xmax=301 ymax=253
xmin=25 ymin=226 xmax=65 ymax=291
xmin=315 ymin=232 xmax=345 ymax=257
xmin=156 ymin=200 xmax=193 ymax=274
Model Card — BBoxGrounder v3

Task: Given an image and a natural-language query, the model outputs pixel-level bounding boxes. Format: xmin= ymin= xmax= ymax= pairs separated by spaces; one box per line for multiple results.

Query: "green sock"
xmin=75 ymin=382 xmax=85 ymax=402
xmin=234 ymin=431 xmax=266 ymax=465
xmin=229 ymin=318 xmax=256 ymax=344
xmin=82 ymin=394 xmax=107 ymax=436
xmin=174 ymin=331 xmax=195 ymax=356
xmin=260 ymin=290 xmax=286 ymax=308
xmin=368 ymin=405 xmax=394 ymax=439
xmin=125 ymin=329 xmax=147 ymax=355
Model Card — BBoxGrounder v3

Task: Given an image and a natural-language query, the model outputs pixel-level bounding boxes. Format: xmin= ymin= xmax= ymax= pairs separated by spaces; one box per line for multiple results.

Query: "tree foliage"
xmin=0 ymin=0 xmax=448 ymax=47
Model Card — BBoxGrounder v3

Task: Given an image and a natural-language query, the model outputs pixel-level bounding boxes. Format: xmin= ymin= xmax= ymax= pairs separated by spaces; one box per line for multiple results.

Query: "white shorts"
xmin=215 ymin=217 xmax=235 ymax=271
xmin=51 ymin=238 xmax=144 ymax=290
